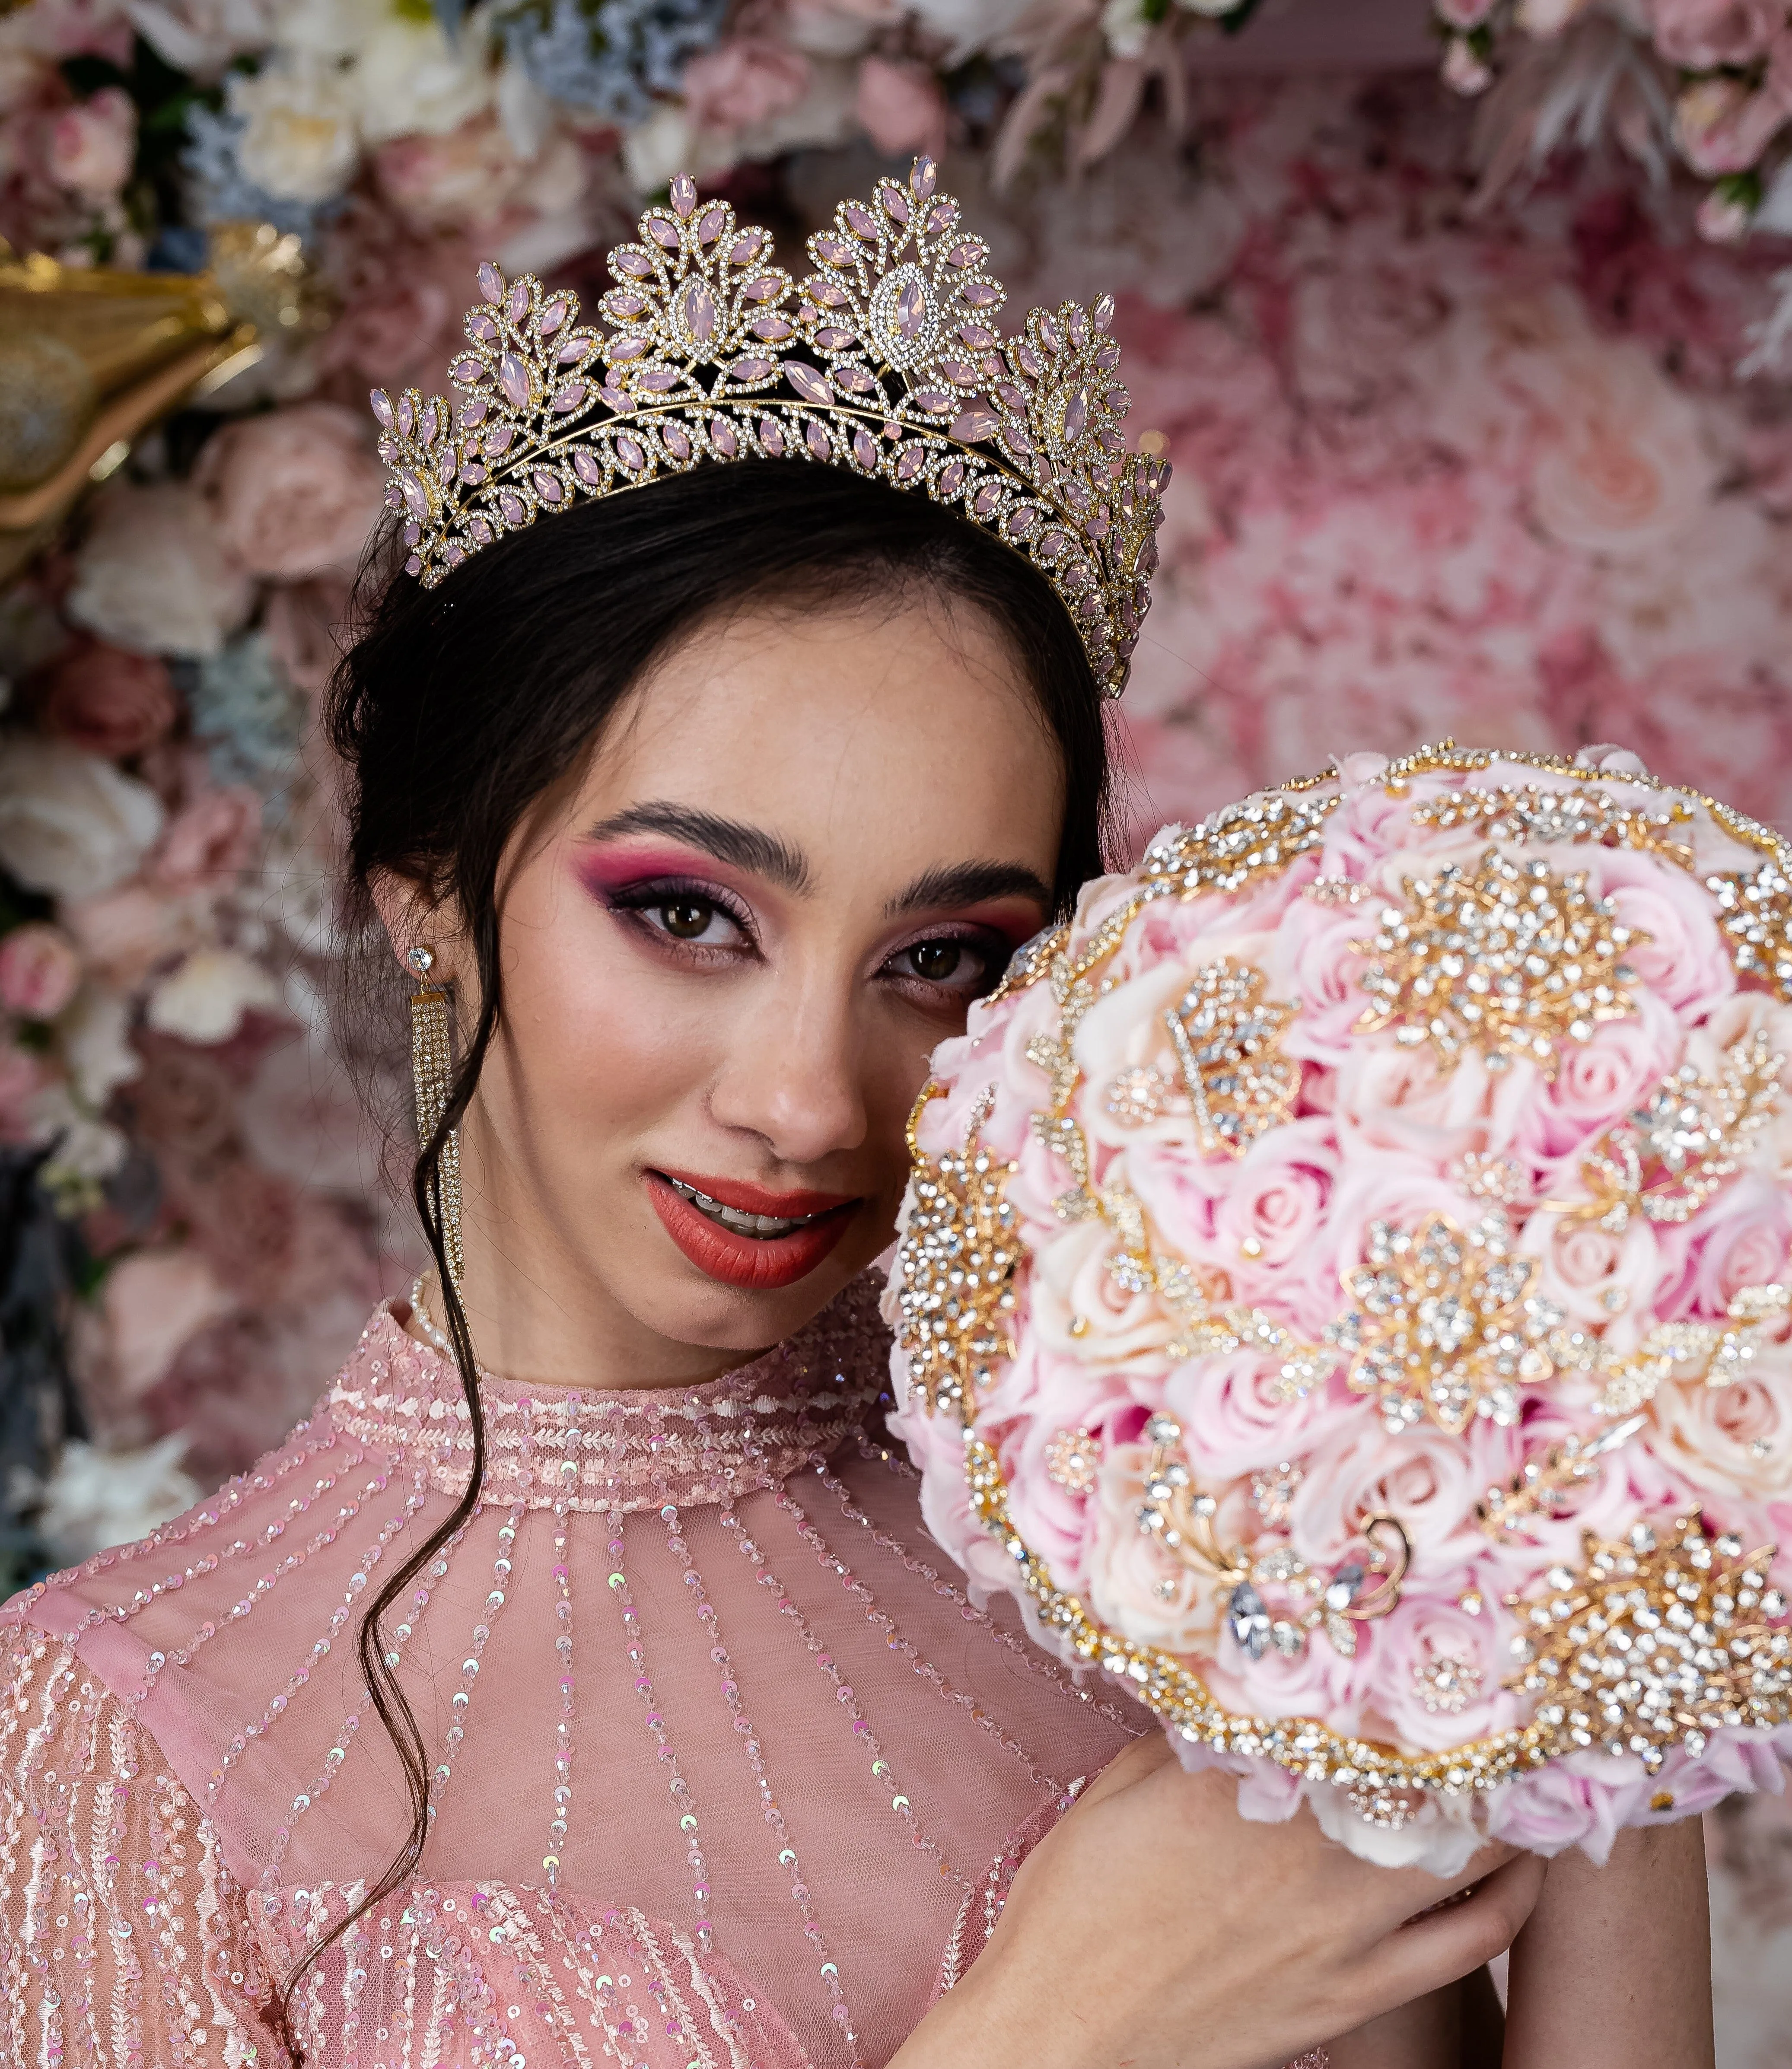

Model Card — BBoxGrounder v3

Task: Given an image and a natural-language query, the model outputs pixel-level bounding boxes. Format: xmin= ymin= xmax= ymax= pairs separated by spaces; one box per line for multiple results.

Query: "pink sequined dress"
xmin=0 ymin=1276 xmax=1328 ymax=2069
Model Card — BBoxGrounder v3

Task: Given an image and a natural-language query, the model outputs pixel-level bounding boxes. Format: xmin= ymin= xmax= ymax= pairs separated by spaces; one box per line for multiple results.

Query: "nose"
xmin=707 ymin=971 xmax=869 ymax=1169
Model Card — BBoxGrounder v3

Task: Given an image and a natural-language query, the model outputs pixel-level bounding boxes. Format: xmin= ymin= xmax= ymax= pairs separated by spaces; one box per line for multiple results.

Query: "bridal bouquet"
xmin=891 ymin=742 xmax=1792 ymax=1872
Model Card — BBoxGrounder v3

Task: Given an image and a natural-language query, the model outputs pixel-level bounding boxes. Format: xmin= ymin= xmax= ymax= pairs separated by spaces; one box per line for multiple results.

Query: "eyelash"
xmin=600 ymin=879 xmax=1007 ymax=998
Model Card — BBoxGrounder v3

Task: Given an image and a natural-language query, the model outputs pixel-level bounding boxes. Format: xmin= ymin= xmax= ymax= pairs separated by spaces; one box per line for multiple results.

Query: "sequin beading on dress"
xmin=0 ymin=1276 xmax=1161 ymax=2069
xmin=325 ymin=1291 xmax=885 ymax=1511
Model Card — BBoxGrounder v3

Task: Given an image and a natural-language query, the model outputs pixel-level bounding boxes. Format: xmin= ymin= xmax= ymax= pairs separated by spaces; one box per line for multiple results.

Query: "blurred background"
xmin=2 ymin=0 xmax=1791 ymax=2053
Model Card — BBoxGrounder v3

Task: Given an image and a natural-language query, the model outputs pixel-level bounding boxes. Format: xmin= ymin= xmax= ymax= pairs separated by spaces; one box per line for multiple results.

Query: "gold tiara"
xmin=371 ymin=156 xmax=1167 ymax=698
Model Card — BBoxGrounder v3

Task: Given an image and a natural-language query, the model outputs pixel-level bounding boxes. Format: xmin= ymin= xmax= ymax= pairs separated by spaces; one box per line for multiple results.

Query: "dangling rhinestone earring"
xmin=407 ymin=944 xmax=463 ymax=1289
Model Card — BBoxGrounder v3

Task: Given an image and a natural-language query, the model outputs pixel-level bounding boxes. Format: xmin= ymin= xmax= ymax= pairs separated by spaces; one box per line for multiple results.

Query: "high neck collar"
xmin=324 ymin=1274 xmax=891 ymax=1513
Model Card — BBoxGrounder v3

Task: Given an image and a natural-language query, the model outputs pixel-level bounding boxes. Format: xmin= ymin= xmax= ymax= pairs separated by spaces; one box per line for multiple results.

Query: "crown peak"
xmin=372 ymin=165 xmax=1164 ymax=697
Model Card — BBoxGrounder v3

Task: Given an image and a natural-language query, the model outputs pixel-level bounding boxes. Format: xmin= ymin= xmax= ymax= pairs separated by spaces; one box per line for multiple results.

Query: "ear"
xmin=370 ymin=869 xmax=462 ymax=985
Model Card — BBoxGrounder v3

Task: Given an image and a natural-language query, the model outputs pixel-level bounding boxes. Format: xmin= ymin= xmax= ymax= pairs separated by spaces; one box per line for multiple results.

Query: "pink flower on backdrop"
xmin=854 ymin=57 xmax=948 ymax=159
xmin=0 ymin=922 xmax=82 ymax=1020
xmin=32 ymin=637 xmax=177 ymax=759
xmin=1674 ymin=75 xmax=1790 ymax=177
xmin=60 ymin=882 xmax=199 ymax=992
xmin=1434 ymin=0 xmax=1499 ymax=26
xmin=45 ymin=83 xmax=132 ymax=197
xmin=313 ymin=214 xmax=479 ymax=398
xmin=1526 ymin=343 xmax=1716 ymax=556
xmin=0 ymin=1043 xmax=44 ymax=1140
xmin=195 ymin=401 xmax=384 ymax=583
xmin=682 ymin=36 xmax=810 ymax=132
xmin=1651 ymin=0 xmax=1786 ymax=69
xmin=15 ymin=0 xmax=134 ymax=62
xmin=149 ymin=784 xmax=262 ymax=895
xmin=369 ymin=111 xmax=590 ymax=239
xmin=93 ymin=1247 xmax=236 ymax=1405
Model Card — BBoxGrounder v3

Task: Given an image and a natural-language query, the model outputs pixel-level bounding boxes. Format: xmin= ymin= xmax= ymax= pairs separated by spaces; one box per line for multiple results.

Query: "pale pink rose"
xmin=1183 ymin=1119 xmax=1346 ymax=1340
xmin=1651 ymin=1348 xmax=1792 ymax=1502
xmin=195 ymin=401 xmax=383 ymax=581
xmin=95 ymin=1247 xmax=236 ymax=1404
xmin=1031 ymin=1212 xmax=1176 ymax=1366
xmin=682 ymin=37 xmax=810 ymax=132
xmin=1516 ymin=1001 xmax=1688 ymax=1165
xmin=46 ymin=83 xmax=132 ymax=196
xmin=1086 ymin=1436 xmax=1228 ymax=1655
xmin=60 ymin=882 xmax=199 ymax=991
xmin=149 ymin=785 xmax=261 ymax=894
xmin=0 ymin=923 xmax=81 ymax=1020
xmin=1652 ymin=0 xmax=1785 ymax=69
xmin=1289 ymin=1415 xmax=1488 ymax=1576
xmin=1483 ymin=1754 xmax=1634 ymax=1862
xmin=1675 ymin=75 xmax=1789 ymax=177
xmin=1673 ymin=1177 xmax=1792 ymax=1318
xmin=1375 ymin=1594 xmax=1516 ymax=1750
xmin=853 ymin=55 xmax=946 ymax=159
xmin=32 ymin=637 xmax=177 ymax=759
xmin=1165 ymin=1346 xmax=1349 ymax=1483
xmin=1592 ymin=849 xmax=1737 ymax=1019
xmin=1519 ymin=1208 xmax=1667 ymax=1334
xmin=1332 ymin=1041 xmax=1533 ymax=1175
xmin=1528 ymin=346 xmax=1715 ymax=555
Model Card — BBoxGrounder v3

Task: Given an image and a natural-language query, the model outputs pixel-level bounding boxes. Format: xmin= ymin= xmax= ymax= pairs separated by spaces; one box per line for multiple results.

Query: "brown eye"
xmin=659 ymin=900 xmax=713 ymax=939
xmin=908 ymin=941 xmax=963 ymax=981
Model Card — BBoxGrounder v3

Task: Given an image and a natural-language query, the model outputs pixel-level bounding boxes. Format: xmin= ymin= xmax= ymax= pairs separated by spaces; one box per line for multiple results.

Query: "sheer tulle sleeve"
xmin=0 ymin=1625 xmax=282 ymax=2067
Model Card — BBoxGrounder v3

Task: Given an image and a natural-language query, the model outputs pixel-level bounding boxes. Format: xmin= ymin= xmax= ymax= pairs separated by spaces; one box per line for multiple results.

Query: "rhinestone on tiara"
xmin=370 ymin=156 xmax=1168 ymax=698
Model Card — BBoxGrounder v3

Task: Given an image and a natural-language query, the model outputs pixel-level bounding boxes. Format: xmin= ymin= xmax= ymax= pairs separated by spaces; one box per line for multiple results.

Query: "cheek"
xmin=493 ymin=878 xmax=721 ymax=1147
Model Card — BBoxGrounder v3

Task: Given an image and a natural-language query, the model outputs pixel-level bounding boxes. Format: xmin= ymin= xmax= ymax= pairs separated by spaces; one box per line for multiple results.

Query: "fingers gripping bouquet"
xmin=890 ymin=742 xmax=1792 ymax=1873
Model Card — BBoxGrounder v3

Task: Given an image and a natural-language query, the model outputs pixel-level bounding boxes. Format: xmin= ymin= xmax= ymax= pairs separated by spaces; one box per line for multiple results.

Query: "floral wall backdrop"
xmin=4 ymin=3 xmax=1792 ymax=2055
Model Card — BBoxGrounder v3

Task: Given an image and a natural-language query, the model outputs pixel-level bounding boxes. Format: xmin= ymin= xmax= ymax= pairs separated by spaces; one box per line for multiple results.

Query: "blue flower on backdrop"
xmin=188 ymin=634 xmax=309 ymax=798
xmin=494 ymin=0 xmax=728 ymax=122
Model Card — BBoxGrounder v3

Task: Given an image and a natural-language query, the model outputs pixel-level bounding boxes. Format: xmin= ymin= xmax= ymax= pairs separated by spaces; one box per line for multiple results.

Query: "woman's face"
xmin=423 ymin=590 xmax=1067 ymax=1385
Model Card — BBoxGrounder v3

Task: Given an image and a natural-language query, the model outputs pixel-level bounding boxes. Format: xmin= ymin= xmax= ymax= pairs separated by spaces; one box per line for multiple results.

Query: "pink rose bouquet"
xmin=892 ymin=742 xmax=1792 ymax=1871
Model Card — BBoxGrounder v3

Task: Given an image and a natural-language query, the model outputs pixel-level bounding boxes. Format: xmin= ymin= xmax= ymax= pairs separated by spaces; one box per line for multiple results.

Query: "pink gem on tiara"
xmin=371 ymin=155 xmax=1166 ymax=696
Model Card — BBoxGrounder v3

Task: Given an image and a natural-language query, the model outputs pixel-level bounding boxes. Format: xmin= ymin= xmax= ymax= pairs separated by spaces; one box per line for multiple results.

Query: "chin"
xmin=633 ymin=1250 xmax=875 ymax=1356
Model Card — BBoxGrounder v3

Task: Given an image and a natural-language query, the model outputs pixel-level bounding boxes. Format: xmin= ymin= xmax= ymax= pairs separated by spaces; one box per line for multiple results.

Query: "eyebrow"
xmin=886 ymin=860 xmax=1053 ymax=918
xmin=583 ymin=802 xmax=811 ymax=892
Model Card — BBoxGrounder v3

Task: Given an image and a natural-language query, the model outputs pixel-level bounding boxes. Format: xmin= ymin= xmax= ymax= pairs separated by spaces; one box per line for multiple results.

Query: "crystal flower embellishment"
xmin=370 ymin=156 xmax=1168 ymax=698
xmin=1333 ymin=1210 xmax=1562 ymax=1434
xmin=1352 ymin=848 xmax=1646 ymax=1076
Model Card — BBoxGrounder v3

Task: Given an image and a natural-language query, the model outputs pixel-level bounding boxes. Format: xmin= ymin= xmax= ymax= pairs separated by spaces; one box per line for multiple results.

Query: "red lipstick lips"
xmin=646 ymin=1168 xmax=859 ymax=1290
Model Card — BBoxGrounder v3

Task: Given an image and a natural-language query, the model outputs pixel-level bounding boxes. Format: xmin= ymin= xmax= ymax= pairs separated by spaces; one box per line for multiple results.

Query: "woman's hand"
xmin=1501 ymin=1817 xmax=1713 ymax=2069
xmin=894 ymin=1732 xmax=1547 ymax=2069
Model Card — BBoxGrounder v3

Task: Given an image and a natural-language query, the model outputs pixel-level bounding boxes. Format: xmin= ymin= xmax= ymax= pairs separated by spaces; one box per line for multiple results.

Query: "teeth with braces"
xmin=663 ymin=1175 xmax=828 ymax=1241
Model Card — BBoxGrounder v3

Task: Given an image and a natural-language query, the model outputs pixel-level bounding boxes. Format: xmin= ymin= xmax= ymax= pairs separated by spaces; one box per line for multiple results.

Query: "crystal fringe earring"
xmin=407 ymin=945 xmax=463 ymax=1290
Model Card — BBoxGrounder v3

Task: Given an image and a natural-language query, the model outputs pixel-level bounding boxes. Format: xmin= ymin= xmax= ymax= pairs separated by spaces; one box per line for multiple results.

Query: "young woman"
xmin=0 ymin=166 xmax=1711 ymax=2069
